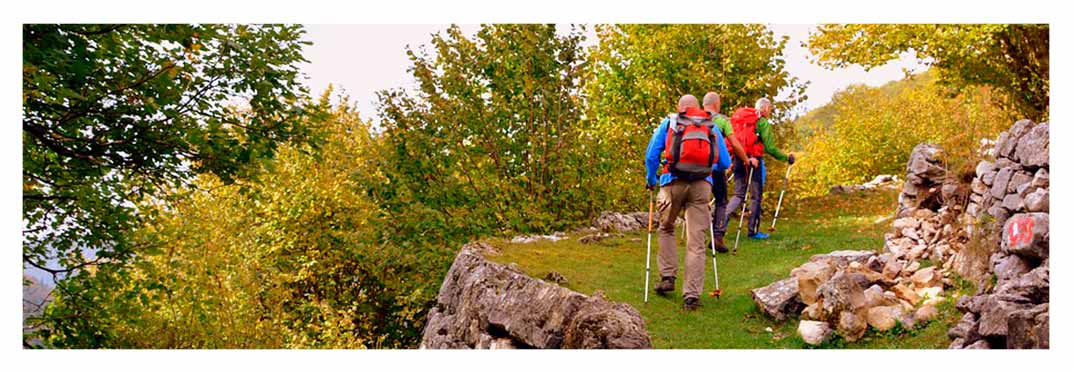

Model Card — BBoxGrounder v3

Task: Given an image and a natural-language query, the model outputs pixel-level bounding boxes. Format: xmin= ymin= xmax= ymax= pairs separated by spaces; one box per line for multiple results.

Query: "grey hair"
xmin=755 ymin=98 xmax=772 ymax=111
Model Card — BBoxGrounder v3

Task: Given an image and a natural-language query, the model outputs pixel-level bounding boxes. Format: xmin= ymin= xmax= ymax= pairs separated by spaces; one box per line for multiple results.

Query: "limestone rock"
xmin=910 ymin=266 xmax=941 ymax=289
xmin=1001 ymin=193 xmax=1024 ymax=212
xmin=991 ymin=168 xmax=1013 ymax=199
xmin=882 ymin=259 xmax=903 ymax=280
xmin=1006 ymin=303 xmax=1049 ymax=349
xmin=562 ymin=293 xmax=653 ymax=349
xmin=594 ymin=212 xmax=649 ymax=232
xmin=914 ymin=304 xmax=939 ymax=323
xmin=1023 ymin=188 xmax=1048 ymax=212
xmin=817 ymin=272 xmax=869 ymax=316
xmin=971 ymin=178 xmax=988 ymax=195
xmin=837 ymin=311 xmax=868 ymax=342
xmin=891 ymin=284 xmax=919 ymax=304
xmin=1031 ymin=168 xmax=1049 ymax=189
xmin=892 ymin=217 xmax=919 ymax=231
xmin=975 ymin=160 xmax=995 ymax=178
xmin=809 ymin=250 xmax=876 ymax=269
xmin=977 ymin=297 xmax=1030 ymax=338
xmin=1007 ymin=171 xmax=1033 ymax=194
xmin=792 ymin=261 xmax=835 ymax=305
xmin=866 ymin=306 xmax=904 ymax=332
xmin=1015 ymin=122 xmax=1049 ymax=169
xmin=1001 ymin=213 xmax=1049 ymax=260
xmin=797 ymin=320 xmax=834 ymax=346
xmin=421 ymin=245 xmax=651 ymax=349
xmin=948 ymin=313 xmax=980 ymax=341
xmin=990 ymin=253 xmax=1030 ymax=282
xmin=751 ymin=277 xmax=804 ymax=321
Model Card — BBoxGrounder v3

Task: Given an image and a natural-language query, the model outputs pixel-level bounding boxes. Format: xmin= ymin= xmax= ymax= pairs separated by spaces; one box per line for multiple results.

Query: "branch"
xmin=23 ymin=255 xmax=100 ymax=275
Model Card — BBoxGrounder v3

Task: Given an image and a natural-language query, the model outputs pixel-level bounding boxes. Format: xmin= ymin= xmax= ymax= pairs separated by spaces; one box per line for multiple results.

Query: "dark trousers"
xmin=725 ymin=158 xmax=763 ymax=235
xmin=711 ymin=169 xmax=728 ymax=238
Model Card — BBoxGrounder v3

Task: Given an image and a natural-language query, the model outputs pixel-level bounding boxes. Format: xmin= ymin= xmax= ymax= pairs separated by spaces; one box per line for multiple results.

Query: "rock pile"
xmin=421 ymin=242 xmax=652 ymax=349
xmin=897 ymin=143 xmax=954 ymax=218
xmin=510 ymin=232 xmax=568 ymax=244
xmin=947 ymin=119 xmax=1049 ymax=349
xmin=594 ymin=211 xmax=651 ymax=232
xmin=829 ymin=174 xmax=900 ymax=195
xmin=751 ymin=250 xmax=943 ymax=345
xmin=593 ymin=211 xmax=682 ymax=232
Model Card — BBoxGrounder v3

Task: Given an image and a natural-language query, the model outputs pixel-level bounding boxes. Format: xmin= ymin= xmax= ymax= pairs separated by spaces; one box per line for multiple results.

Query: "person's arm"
xmin=757 ymin=117 xmax=789 ymax=162
xmin=716 ymin=116 xmax=750 ymax=162
xmin=645 ymin=119 xmax=670 ymax=187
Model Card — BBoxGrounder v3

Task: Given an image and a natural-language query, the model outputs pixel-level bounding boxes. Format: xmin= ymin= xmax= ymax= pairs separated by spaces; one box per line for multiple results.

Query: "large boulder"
xmin=594 ymin=212 xmax=649 ymax=232
xmin=562 ymin=293 xmax=652 ymax=349
xmin=1006 ymin=303 xmax=1049 ymax=349
xmin=421 ymin=243 xmax=652 ymax=349
xmin=751 ymin=277 xmax=804 ymax=321
xmin=1014 ymin=122 xmax=1049 ymax=169
xmin=1002 ymin=213 xmax=1049 ymax=260
xmin=976 ymin=297 xmax=1031 ymax=338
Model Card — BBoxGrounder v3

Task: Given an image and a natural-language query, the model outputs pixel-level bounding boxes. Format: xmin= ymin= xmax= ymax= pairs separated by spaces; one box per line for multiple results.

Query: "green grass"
xmin=485 ymin=188 xmax=964 ymax=349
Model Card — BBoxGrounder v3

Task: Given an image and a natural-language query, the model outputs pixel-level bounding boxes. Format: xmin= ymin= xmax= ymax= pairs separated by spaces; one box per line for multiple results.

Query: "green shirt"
xmin=756 ymin=117 xmax=789 ymax=162
xmin=712 ymin=114 xmax=733 ymax=138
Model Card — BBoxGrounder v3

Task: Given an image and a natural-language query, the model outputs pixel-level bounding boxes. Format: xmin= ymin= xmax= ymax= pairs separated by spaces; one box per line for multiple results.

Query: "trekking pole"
xmin=644 ymin=189 xmax=655 ymax=303
xmin=733 ymin=166 xmax=755 ymax=255
xmin=769 ymin=164 xmax=793 ymax=232
xmin=708 ymin=212 xmax=723 ymax=299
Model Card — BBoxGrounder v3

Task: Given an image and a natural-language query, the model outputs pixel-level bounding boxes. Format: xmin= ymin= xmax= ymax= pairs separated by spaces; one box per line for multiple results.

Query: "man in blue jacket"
xmin=644 ymin=94 xmax=730 ymax=311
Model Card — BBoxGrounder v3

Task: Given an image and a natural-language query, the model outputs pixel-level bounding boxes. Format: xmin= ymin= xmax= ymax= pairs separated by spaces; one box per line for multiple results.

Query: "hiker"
xmin=644 ymin=94 xmax=730 ymax=311
xmin=702 ymin=92 xmax=755 ymax=253
xmin=725 ymin=98 xmax=795 ymax=240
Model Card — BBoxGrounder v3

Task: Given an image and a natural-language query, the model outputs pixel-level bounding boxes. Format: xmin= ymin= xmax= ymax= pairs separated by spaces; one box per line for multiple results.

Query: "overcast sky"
xmin=300 ymin=24 xmax=927 ymax=121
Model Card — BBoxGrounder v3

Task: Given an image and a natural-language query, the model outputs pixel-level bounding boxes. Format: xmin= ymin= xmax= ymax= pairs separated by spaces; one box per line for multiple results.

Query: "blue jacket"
xmin=645 ymin=117 xmax=731 ymax=187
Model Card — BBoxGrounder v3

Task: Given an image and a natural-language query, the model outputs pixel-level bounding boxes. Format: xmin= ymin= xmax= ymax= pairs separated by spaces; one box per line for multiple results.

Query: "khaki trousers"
xmin=657 ymin=178 xmax=711 ymax=300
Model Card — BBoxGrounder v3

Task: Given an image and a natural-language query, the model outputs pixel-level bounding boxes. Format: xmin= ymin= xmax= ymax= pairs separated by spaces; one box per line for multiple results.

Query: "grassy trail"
xmin=485 ymin=188 xmax=964 ymax=348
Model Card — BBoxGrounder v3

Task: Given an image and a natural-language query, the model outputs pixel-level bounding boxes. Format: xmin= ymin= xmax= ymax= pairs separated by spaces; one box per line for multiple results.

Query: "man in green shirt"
xmin=725 ymin=98 xmax=796 ymax=240
xmin=702 ymin=92 xmax=754 ymax=252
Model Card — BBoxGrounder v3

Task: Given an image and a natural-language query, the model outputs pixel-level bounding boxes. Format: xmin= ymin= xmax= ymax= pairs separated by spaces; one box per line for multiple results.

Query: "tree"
xmin=792 ymin=71 xmax=1009 ymax=198
xmin=376 ymin=24 xmax=591 ymax=238
xmin=23 ymin=24 xmax=317 ymax=286
xmin=583 ymin=24 xmax=806 ymax=208
xmin=34 ymin=93 xmax=446 ymax=348
xmin=808 ymin=24 xmax=1049 ymax=120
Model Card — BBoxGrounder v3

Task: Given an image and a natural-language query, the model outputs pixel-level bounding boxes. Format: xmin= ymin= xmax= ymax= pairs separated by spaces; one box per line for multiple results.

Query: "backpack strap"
xmin=668 ymin=114 xmax=683 ymax=172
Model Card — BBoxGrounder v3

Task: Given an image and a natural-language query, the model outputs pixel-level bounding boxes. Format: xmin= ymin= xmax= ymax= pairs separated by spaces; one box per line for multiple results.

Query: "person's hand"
xmin=646 ymin=183 xmax=655 ymax=191
xmin=749 ymin=157 xmax=759 ymax=168
xmin=788 ymin=154 xmax=796 ymax=165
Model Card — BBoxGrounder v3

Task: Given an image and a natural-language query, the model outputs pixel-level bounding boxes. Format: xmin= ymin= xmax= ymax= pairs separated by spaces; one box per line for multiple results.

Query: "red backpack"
xmin=663 ymin=107 xmax=718 ymax=181
xmin=728 ymin=107 xmax=765 ymax=158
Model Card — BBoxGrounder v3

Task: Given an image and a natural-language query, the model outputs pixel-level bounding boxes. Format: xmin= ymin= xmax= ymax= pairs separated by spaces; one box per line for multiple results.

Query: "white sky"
xmin=299 ymin=24 xmax=927 ymax=122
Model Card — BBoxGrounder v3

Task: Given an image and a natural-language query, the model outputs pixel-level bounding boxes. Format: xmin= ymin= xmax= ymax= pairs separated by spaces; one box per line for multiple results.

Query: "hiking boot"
xmin=713 ymin=235 xmax=729 ymax=253
xmin=683 ymin=297 xmax=701 ymax=311
xmin=748 ymin=232 xmax=770 ymax=240
xmin=655 ymin=276 xmax=675 ymax=295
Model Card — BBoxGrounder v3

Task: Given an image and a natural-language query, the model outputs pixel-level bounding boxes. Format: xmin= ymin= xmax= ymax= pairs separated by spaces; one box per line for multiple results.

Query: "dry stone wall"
xmin=751 ymin=119 xmax=1048 ymax=349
